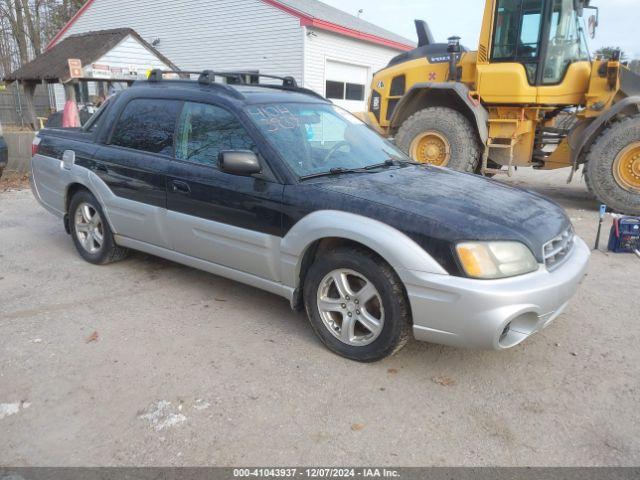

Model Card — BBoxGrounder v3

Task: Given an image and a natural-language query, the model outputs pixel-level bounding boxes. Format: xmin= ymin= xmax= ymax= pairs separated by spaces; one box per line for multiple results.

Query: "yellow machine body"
xmin=367 ymin=0 xmax=636 ymax=174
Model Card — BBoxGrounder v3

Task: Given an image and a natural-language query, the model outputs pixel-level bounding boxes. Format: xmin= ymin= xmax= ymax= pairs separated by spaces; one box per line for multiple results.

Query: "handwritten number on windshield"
xmin=247 ymin=105 xmax=300 ymax=133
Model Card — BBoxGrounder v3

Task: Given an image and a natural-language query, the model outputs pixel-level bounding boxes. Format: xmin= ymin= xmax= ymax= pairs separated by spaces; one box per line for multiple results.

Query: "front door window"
xmin=175 ymin=102 xmax=255 ymax=167
xmin=491 ymin=0 xmax=545 ymax=84
xmin=542 ymin=0 xmax=590 ymax=84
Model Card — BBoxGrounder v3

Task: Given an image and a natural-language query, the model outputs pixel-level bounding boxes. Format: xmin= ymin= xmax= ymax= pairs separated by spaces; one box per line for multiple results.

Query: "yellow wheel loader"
xmin=366 ymin=0 xmax=640 ymax=215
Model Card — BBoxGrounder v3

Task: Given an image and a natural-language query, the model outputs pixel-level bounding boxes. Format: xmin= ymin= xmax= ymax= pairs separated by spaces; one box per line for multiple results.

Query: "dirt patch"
xmin=0 ymin=171 xmax=30 ymax=192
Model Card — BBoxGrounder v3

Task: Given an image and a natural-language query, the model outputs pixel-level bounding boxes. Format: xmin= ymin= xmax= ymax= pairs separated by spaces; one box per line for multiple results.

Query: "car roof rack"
xmin=144 ymin=69 xmax=326 ymax=100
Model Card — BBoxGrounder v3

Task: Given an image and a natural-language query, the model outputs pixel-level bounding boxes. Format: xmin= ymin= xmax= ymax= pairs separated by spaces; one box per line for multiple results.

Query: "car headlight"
xmin=456 ymin=242 xmax=539 ymax=279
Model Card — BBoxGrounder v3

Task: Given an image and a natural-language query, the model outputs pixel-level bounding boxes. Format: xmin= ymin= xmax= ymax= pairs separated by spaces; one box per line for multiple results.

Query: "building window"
xmin=326 ymin=81 xmax=366 ymax=101
xmin=326 ymin=81 xmax=344 ymax=99
xmin=345 ymin=83 xmax=365 ymax=101
xmin=226 ymin=72 xmax=260 ymax=85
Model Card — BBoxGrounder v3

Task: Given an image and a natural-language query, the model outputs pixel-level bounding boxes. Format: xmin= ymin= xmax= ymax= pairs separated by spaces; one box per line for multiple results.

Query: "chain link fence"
xmin=0 ymin=83 xmax=53 ymax=128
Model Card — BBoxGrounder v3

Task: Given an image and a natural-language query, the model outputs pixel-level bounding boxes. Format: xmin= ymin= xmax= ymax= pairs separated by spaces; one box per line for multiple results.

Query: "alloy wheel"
xmin=74 ymin=202 xmax=104 ymax=254
xmin=316 ymin=269 xmax=385 ymax=346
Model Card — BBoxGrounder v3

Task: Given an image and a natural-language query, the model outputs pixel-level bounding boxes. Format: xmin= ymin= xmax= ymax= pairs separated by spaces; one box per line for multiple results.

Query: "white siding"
xmin=53 ymin=84 xmax=65 ymax=111
xmin=304 ymin=27 xmax=401 ymax=111
xmin=94 ymin=35 xmax=172 ymax=72
xmin=59 ymin=0 xmax=304 ymax=83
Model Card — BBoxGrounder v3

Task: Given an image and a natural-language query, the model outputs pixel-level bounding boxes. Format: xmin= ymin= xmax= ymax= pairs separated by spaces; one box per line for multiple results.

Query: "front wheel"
xmin=585 ymin=115 xmax=640 ymax=215
xmin=303 ymin=247 xmax=411 ymax=362
xmin=395 ymin=107 xmax=481 ymax=172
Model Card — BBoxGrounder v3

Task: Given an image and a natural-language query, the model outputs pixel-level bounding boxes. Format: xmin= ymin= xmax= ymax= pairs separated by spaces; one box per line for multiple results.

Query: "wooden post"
xmin=21 ymin=81 xmax=38 ymax=130
xmin=63 ymin=81 xmax=77 ymax=103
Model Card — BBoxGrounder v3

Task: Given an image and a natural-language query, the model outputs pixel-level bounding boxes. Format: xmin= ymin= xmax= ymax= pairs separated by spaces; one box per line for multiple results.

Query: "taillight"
xmin=32 ymin=136 xmax=41 ymax=156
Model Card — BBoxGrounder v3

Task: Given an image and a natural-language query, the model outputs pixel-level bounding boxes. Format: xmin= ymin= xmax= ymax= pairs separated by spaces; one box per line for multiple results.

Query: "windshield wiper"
xmin=299 ymin=167 xmax=374 ymax=181
xmin=385 ymin=155 xmax=423 ymax=167
xmin=299 ymin=160 xmax=399 ymax=181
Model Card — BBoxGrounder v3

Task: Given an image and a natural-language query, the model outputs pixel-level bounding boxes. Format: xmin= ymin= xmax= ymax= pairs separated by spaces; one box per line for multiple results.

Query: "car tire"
xmin=303 ymin=247 xmax=411 ymax=362
xmin=584 ymin=114 xmax=640 ymax=215
xmin=68 ymin=190 xmax=129 ymax=265
xmin=395 ymin=107 xmax=481 ymax=172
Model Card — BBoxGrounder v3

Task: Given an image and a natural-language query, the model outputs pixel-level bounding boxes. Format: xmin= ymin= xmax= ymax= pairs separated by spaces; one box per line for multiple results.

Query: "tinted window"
xmin=326 ymin=81 xmax=344 ymax=99
xmin=84 ymin=97 xmax=112 ymax=133
xmin=542 ymin=0 xmax=590 ymax=84
xmin=345 ymin=83 xmax=365 ymax=101
xmin=111 ymin=99 xmax=182 ymax=155
xmin=175 ymin=102 xmax=255 ymax=167
xmin=492 ymin=0 xmax=544 ymax=60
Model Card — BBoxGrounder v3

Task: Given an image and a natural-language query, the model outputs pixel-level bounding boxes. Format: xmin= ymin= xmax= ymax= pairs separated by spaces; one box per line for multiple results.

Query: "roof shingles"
xmin=5 ymin=28 xmax=177 ymax=83
xmin=275 ymin=0 xmax=415 ymax=48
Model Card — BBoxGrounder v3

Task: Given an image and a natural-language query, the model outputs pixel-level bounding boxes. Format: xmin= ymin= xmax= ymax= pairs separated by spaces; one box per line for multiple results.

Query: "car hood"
xmin=313 ymin=166 xmax=570 ymax=264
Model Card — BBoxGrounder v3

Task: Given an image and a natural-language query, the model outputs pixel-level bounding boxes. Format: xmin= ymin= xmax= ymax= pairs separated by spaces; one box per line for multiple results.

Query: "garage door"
xmin=325 ymin=60 xmax=369 ymax=113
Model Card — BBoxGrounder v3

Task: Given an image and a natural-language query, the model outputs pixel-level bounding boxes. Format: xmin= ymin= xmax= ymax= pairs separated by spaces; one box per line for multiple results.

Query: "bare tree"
xmin=0 ymin=0 xmax=85 ymax=77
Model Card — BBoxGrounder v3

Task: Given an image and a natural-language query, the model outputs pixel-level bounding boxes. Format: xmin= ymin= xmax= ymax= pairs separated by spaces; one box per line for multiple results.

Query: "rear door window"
xmin=110 ymin=98 xmax=182 ymax=156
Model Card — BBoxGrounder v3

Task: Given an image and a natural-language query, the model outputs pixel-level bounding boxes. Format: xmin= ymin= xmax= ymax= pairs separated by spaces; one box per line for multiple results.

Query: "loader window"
xmin=542 ymin=0 xmax=590 ymax=84
xmin=491 ymin=0 xmax=544 ymax=83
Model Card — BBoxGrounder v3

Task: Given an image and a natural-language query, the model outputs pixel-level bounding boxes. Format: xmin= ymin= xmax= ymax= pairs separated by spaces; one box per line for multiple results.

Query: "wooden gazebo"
xmin=3 ymin=28 xmax=178 ymax=129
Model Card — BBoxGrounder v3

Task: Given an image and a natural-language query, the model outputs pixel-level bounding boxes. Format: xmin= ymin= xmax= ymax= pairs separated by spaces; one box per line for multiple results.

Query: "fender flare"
xmin=570 ymin=96 xmax=640 ymax=165
xmin=62 ymin=170 xmax=120 ymax=234
xmin=389 ymin=82 xmax=489 ymax=143
xmin=279 ymin=210 xmax=448 ymax=290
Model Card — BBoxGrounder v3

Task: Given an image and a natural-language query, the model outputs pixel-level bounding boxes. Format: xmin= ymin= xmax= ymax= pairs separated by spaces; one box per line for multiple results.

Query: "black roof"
xmin=134 ymin=70 xmax=329 ymax=105
xmin=130 ymin=80 xmax=330 ymax=107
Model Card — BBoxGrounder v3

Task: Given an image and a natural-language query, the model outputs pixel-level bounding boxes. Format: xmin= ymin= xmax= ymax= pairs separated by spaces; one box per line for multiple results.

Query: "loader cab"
xmin=477 ymin=0 xmax=592 ymax=104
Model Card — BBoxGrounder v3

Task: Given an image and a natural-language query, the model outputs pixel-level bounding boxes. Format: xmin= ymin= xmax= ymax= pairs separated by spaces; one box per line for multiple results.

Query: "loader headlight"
xmin=456 ymin=242 xmax=539 ymax=279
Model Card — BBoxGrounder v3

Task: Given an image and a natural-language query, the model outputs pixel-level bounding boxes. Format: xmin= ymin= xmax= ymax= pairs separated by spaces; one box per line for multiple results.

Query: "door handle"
xmin=171 ymin=180 xmax=191 ymax=195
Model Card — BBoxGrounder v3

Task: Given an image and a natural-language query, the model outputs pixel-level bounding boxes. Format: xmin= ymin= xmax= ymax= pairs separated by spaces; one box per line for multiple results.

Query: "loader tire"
xmin=395 ymin=107 xmax=481 ymax=173
xmin=584 ymin=115 xmax=640 ymax=216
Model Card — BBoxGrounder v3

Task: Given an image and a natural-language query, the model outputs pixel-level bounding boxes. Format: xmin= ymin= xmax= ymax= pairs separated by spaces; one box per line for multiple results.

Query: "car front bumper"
xmin=401 ymin=236 xmax=591 ymax=350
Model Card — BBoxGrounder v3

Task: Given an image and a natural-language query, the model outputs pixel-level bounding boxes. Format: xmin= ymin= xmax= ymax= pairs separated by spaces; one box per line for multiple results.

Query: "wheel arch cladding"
xmin=280 ymin=210 xmax=449 ymax=295
xmin=390 ymin=82 xmax=489 ymax=143
xmin=292 ymin=237 xmax=401 ymax=311
xmin=65 ymin=182 xmax=91 ymax=212
xmin=572 ymin=96 xmax=640 ymax=165
xmin=63 ymin=170 xmax=118 ymax=235
xmin=64 ymin=183 xmax=91 ymax=233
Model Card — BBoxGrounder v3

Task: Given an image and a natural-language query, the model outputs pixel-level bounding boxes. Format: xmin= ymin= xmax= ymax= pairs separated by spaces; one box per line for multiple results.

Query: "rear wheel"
xmin=395 ymin=107 xmax=481 ymax=172
xmin=585 ymin=115 xmax=640 ymax=215
xmin=69 ymin=190 xmax=129 ymax=265
xmin=303 ymin=247 xmax=411 ymax=362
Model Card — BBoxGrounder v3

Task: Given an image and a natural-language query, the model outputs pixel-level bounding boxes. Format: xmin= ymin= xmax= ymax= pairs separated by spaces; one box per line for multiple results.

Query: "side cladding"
xmin=279 ymin=210 xmax=449 ymax=292
xmin=31 ymin=153 xmax=170 ymax=247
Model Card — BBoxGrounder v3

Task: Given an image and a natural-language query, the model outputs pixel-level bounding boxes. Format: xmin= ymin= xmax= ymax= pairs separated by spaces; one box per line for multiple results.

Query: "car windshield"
xmin=245 ymin=103 xmax=410 ymax=178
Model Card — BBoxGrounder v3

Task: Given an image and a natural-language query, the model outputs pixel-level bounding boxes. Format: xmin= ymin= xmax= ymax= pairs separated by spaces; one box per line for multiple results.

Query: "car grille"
xmin=543 ymin=226 xmax=575 ymax=271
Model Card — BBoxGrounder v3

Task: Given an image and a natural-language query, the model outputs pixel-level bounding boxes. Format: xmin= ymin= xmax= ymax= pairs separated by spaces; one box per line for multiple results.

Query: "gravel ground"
xmin=0 ymin=168 xmax=638 ymax=467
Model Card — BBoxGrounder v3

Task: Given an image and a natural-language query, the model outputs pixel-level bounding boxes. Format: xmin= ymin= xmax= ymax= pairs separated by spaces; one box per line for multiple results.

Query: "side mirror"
xmin=220 ymin=150 xmax=261 ymax=176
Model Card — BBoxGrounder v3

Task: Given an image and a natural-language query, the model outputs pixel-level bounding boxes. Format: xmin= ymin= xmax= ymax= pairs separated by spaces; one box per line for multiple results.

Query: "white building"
xmin=46 ymin=0 xmax=414 ymax=112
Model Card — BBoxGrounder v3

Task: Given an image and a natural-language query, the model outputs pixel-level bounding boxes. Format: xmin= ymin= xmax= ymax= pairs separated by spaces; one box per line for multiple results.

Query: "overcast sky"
xmin=320 ymin=0 xmax=638 ymax=59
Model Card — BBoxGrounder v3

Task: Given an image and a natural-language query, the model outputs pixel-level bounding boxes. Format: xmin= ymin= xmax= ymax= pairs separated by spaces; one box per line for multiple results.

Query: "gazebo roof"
xmin=4 ymin=28 xmax=178 ymax=83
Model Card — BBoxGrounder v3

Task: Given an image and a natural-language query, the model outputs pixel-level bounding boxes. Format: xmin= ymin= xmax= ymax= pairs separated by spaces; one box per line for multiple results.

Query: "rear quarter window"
xmin=110 ymin=98 xmax=182 ymax=155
